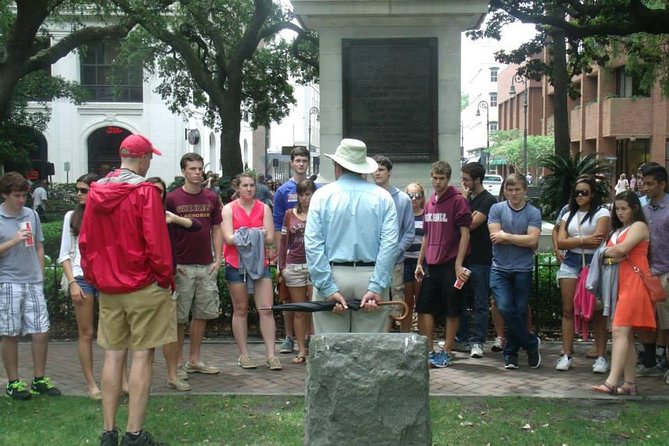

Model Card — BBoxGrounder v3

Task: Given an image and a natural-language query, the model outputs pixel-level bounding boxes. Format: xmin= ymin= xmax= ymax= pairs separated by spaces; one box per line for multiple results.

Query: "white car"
xmin=483 ymin=174 xmax=503 ymax=198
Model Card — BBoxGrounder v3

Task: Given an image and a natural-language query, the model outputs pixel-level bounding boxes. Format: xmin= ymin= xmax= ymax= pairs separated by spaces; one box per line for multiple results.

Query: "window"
xmin=489 ymin=121 xmax=499 ymax=132
xmin=615 ymin=66 xmax=650 ymax=98
xmin=490 ymin=67 xmax=499 ymax=82
xmin=489 ymin=92 xmax=498 ymax=107
xmin=80 ymin=40 xmax=143 ymax=102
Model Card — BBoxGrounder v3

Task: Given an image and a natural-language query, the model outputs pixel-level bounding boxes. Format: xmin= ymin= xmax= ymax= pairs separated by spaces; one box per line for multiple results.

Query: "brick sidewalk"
xmin=3 ymin=338 xmax=669 ymax=399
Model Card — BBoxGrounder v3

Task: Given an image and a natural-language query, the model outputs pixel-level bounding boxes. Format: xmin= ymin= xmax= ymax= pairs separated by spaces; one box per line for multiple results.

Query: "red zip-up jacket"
xmin=80 ymin=169 xmax=174 ymax=294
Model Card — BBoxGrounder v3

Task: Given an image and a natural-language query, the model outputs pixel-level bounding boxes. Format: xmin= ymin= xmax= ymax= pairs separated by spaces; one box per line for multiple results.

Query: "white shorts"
xmin=0 ymin=283 xmax=50 ymax=336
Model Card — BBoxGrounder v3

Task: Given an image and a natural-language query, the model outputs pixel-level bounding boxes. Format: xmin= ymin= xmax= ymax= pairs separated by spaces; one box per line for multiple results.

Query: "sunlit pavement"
xmin=5 ymin=339 xmax=668 ymax=399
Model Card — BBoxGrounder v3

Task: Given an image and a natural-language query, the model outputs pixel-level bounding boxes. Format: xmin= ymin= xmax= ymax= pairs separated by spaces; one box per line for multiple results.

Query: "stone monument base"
xmin=305 ymin=333 xmax=431 ymax=446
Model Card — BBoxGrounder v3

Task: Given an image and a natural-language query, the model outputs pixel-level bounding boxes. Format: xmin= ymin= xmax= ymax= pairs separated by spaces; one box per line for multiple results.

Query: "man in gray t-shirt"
xmin=31 ymin=181 xmax=48 ymax=220
xmin=0 ymin=172 xmax=60 ymax=400
xmin=488 ymin=173 xmax=542 ymax=371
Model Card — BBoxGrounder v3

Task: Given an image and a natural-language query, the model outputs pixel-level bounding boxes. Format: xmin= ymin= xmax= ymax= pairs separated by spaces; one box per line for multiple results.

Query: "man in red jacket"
xmin=80 ymin=134 xmax=175 ymax=446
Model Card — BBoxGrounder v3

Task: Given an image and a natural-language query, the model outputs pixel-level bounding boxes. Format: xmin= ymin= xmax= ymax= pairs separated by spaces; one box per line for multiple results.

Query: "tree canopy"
xmin=0 ymin=1 xmax=134 ymax=125
xmin=489 ymin=129 xmax=554 ymax=172
xmin=112 ymin=0 xmax=318 ymax=176
xmin=0 ymin=1 xmax=134 ymax=171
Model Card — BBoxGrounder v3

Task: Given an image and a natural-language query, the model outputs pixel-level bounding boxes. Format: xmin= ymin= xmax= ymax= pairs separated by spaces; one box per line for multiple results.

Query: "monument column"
xmin=293 ymin=0 xmax=488 ymax=186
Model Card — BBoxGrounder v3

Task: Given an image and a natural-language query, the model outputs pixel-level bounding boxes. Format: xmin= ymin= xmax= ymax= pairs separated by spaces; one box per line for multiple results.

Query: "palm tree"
xmin=539 ymin=153 xmax=611 ymax=221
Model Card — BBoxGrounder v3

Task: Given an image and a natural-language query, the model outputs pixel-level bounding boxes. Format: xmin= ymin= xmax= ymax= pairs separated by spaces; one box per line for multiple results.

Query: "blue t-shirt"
xmin=488 ymin=201 xmax=542 ymax=272
xmin=273 ymin=179 xmax=298 ymax=231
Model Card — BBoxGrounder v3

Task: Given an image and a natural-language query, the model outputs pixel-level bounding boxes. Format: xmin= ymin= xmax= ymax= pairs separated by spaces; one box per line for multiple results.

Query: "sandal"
xmin=617 ymin=382 xmax=638 ymax=396
xmin=292 ymin=356 xmax=307 ymax=364
xmin=590 ymin=381 xmax=617 ymax=395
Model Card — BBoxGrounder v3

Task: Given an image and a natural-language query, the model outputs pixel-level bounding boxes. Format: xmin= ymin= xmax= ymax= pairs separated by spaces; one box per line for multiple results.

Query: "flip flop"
xmin=292 ymin=356 xmax=307 ymax=364
xmin=590 ymin=382 xmax=616 ymax=395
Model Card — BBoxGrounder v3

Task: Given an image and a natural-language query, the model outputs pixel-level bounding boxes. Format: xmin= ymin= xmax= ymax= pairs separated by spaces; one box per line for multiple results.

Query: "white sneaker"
xmin=491 ymin=336 xmax=505 ymax=352
xmin=592 ymin=356 xmax=609 ymax=374
xmin=470 ymin=343 xmax=484 ymax=358
xmin=555 ymin=354 xmax=573 ymax=371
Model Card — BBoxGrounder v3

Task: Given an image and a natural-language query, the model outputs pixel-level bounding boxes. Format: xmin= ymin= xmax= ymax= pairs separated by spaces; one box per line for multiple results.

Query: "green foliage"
xmin=41 ymin=220 xmax=65 ymax=260
xmin=5 ymin=70 xmax=90 ymax=130
xmin=112 ymin=0 xmax=318 ymax=175
xmin=0 ymin=1 xmax=133 ymax=125
xmin=474 ymin=1 xmax=669 ymax=97
xmin=0 ymin=124 xmax=34 ymax=173
xmin=539 ymin=153 xmax=611 ymax=221
xmin=461 ymin=93 xmax=469 ymax=111
xmin=489 ymin=130 xmax=555 ymax=172
xmin=534 ymin=252 xmax=561 ymax=331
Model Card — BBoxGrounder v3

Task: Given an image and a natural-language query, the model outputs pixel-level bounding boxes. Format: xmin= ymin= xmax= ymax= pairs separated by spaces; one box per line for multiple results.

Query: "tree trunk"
xmin=550 ymin=8 xmax=571 ymax=159
xmin=219 ymin=92 xmax=244 ymax=177
xmin=0 ymin=65 xmax=22 ymax=124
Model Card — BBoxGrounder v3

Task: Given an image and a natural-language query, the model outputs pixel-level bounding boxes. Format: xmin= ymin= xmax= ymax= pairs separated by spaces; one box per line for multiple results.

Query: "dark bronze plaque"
xmin=342 ymin=38 xmax=438 ymax=162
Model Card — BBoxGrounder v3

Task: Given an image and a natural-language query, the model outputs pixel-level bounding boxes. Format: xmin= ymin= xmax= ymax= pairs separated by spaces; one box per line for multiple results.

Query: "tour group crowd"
xmin=1 ymin=134 xmax=669 ymax=445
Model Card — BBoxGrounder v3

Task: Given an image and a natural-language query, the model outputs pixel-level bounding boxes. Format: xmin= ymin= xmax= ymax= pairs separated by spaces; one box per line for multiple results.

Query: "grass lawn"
xmin=2 ymin=395 xmax=669 ymax=445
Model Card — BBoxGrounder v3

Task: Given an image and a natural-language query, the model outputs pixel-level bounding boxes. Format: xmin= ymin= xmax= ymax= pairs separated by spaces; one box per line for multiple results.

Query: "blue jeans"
xmin=457 ymin=264 xmax=491 ymax=344
xmin=489 ymin=268 xmax=538 ymax=357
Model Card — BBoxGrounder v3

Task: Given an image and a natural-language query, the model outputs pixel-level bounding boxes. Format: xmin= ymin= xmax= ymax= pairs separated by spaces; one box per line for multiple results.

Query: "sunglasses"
xmin=574 ymin=189 xmax=590 ymax=197
xmin=76 ymin=187 xmax=89 ymax=194
xmin=408 ymin=193 xmax=423 ymax=200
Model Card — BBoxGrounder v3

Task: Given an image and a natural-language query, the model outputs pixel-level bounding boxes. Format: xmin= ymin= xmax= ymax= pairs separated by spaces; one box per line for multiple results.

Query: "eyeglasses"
xmin=574 ymin=189 xmax=590 ymax=197
xmin=75 ymin=187 xmax=89 ymax=194
xmin=408 ymin=193 xmax=423 ymax=200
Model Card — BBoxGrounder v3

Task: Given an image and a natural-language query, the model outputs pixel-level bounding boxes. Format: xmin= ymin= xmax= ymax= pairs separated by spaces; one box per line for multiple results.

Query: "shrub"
xmin=41 ymin=219 xmax=64 ymax=259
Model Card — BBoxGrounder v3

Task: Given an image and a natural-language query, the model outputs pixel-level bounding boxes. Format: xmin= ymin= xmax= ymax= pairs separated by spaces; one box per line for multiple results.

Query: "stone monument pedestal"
xmin=292 ymin=0 xmax=488 ymax=187
xmin=305 ymin=333 xmax=431 ymax=446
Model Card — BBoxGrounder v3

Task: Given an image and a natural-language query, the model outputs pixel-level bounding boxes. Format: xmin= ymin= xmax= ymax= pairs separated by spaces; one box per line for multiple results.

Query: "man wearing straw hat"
xmin=305 ymin=138 xmax=398 ymax=333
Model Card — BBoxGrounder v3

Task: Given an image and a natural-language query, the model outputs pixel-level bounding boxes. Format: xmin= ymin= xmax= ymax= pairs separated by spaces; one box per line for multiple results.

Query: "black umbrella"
xmin=257 ymin=299 xmax=409 ymax=321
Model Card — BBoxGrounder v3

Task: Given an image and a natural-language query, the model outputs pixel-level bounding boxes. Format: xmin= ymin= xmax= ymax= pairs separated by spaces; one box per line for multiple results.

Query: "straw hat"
xmin=324 ymin=138 xmax=378 ymax=174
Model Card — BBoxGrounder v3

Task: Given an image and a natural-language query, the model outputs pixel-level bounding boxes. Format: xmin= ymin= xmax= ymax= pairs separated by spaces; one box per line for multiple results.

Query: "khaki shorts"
xmin=175 ymin=264 xmax=220 ymax=323
xmin=98 ymin=282 xmax=177 ymax=351
xmin=390 ymin=263 xmax=405 ymax=317
xmin=282 ymin=264 xmax=311 ymax=287
xmin=656 ymin=273 xmax=669 ymax=329
xmin=391 ymin=262 xmax=405 ymax=301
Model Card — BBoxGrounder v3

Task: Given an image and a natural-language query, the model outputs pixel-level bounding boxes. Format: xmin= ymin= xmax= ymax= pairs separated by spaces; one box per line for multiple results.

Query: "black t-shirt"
xmin=467 ymin=189 xmax=497 ymax=266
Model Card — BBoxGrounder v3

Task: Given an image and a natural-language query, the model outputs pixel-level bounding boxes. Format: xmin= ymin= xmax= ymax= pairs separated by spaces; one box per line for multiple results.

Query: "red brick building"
xmin=498 ymin=60 xmax=669 ymax=180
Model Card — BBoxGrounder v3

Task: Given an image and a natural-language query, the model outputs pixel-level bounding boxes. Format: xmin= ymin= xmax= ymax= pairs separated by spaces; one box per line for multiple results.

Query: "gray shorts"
xmin=175 ymin=264 xmax=220 ymax=323
xmin=0 ymin=282 xmax=49 ymax=336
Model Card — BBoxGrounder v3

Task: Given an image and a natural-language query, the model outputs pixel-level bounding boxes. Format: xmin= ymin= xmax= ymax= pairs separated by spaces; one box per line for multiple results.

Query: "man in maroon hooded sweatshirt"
xmin=80 ymin=134 xmax=175 ymax=446
xmin=415 ymin=161 xmax=472 ymax=368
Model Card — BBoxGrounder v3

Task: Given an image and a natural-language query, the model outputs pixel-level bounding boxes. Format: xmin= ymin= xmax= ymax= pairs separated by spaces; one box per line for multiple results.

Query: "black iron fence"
xmin=45 ymin=253 xmax=563 ymax=339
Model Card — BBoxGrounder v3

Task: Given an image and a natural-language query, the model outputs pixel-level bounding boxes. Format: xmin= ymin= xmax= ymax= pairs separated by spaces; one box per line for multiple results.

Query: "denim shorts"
xmin=75 ymin=276 xmax=99 ymax=298
xmin=224 ymin=264 xmax=272 ymax=284
xmin=556 ymin=262 xmax=581 ymax=281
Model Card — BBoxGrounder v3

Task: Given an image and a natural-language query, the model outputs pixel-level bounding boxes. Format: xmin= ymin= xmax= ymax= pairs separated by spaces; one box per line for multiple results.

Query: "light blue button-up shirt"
xmin=305 ymin=173 xmax=398 ymax=297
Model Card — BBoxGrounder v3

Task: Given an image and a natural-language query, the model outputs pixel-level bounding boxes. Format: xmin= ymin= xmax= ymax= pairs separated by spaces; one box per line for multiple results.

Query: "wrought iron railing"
xmin=45 ymin=255 xmax=563 ymax=339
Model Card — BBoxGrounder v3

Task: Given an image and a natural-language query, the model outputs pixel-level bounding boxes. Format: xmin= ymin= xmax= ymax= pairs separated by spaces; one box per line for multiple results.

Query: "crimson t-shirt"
xmin=166 ymin=187 xmax=222 ymax=265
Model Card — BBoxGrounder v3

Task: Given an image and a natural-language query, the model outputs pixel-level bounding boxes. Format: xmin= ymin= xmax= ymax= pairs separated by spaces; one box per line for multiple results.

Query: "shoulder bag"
xmin=573 ymin=214 xmax=596 ymax=339
xmin=627 ymin=259 xmax=666 ymax=304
